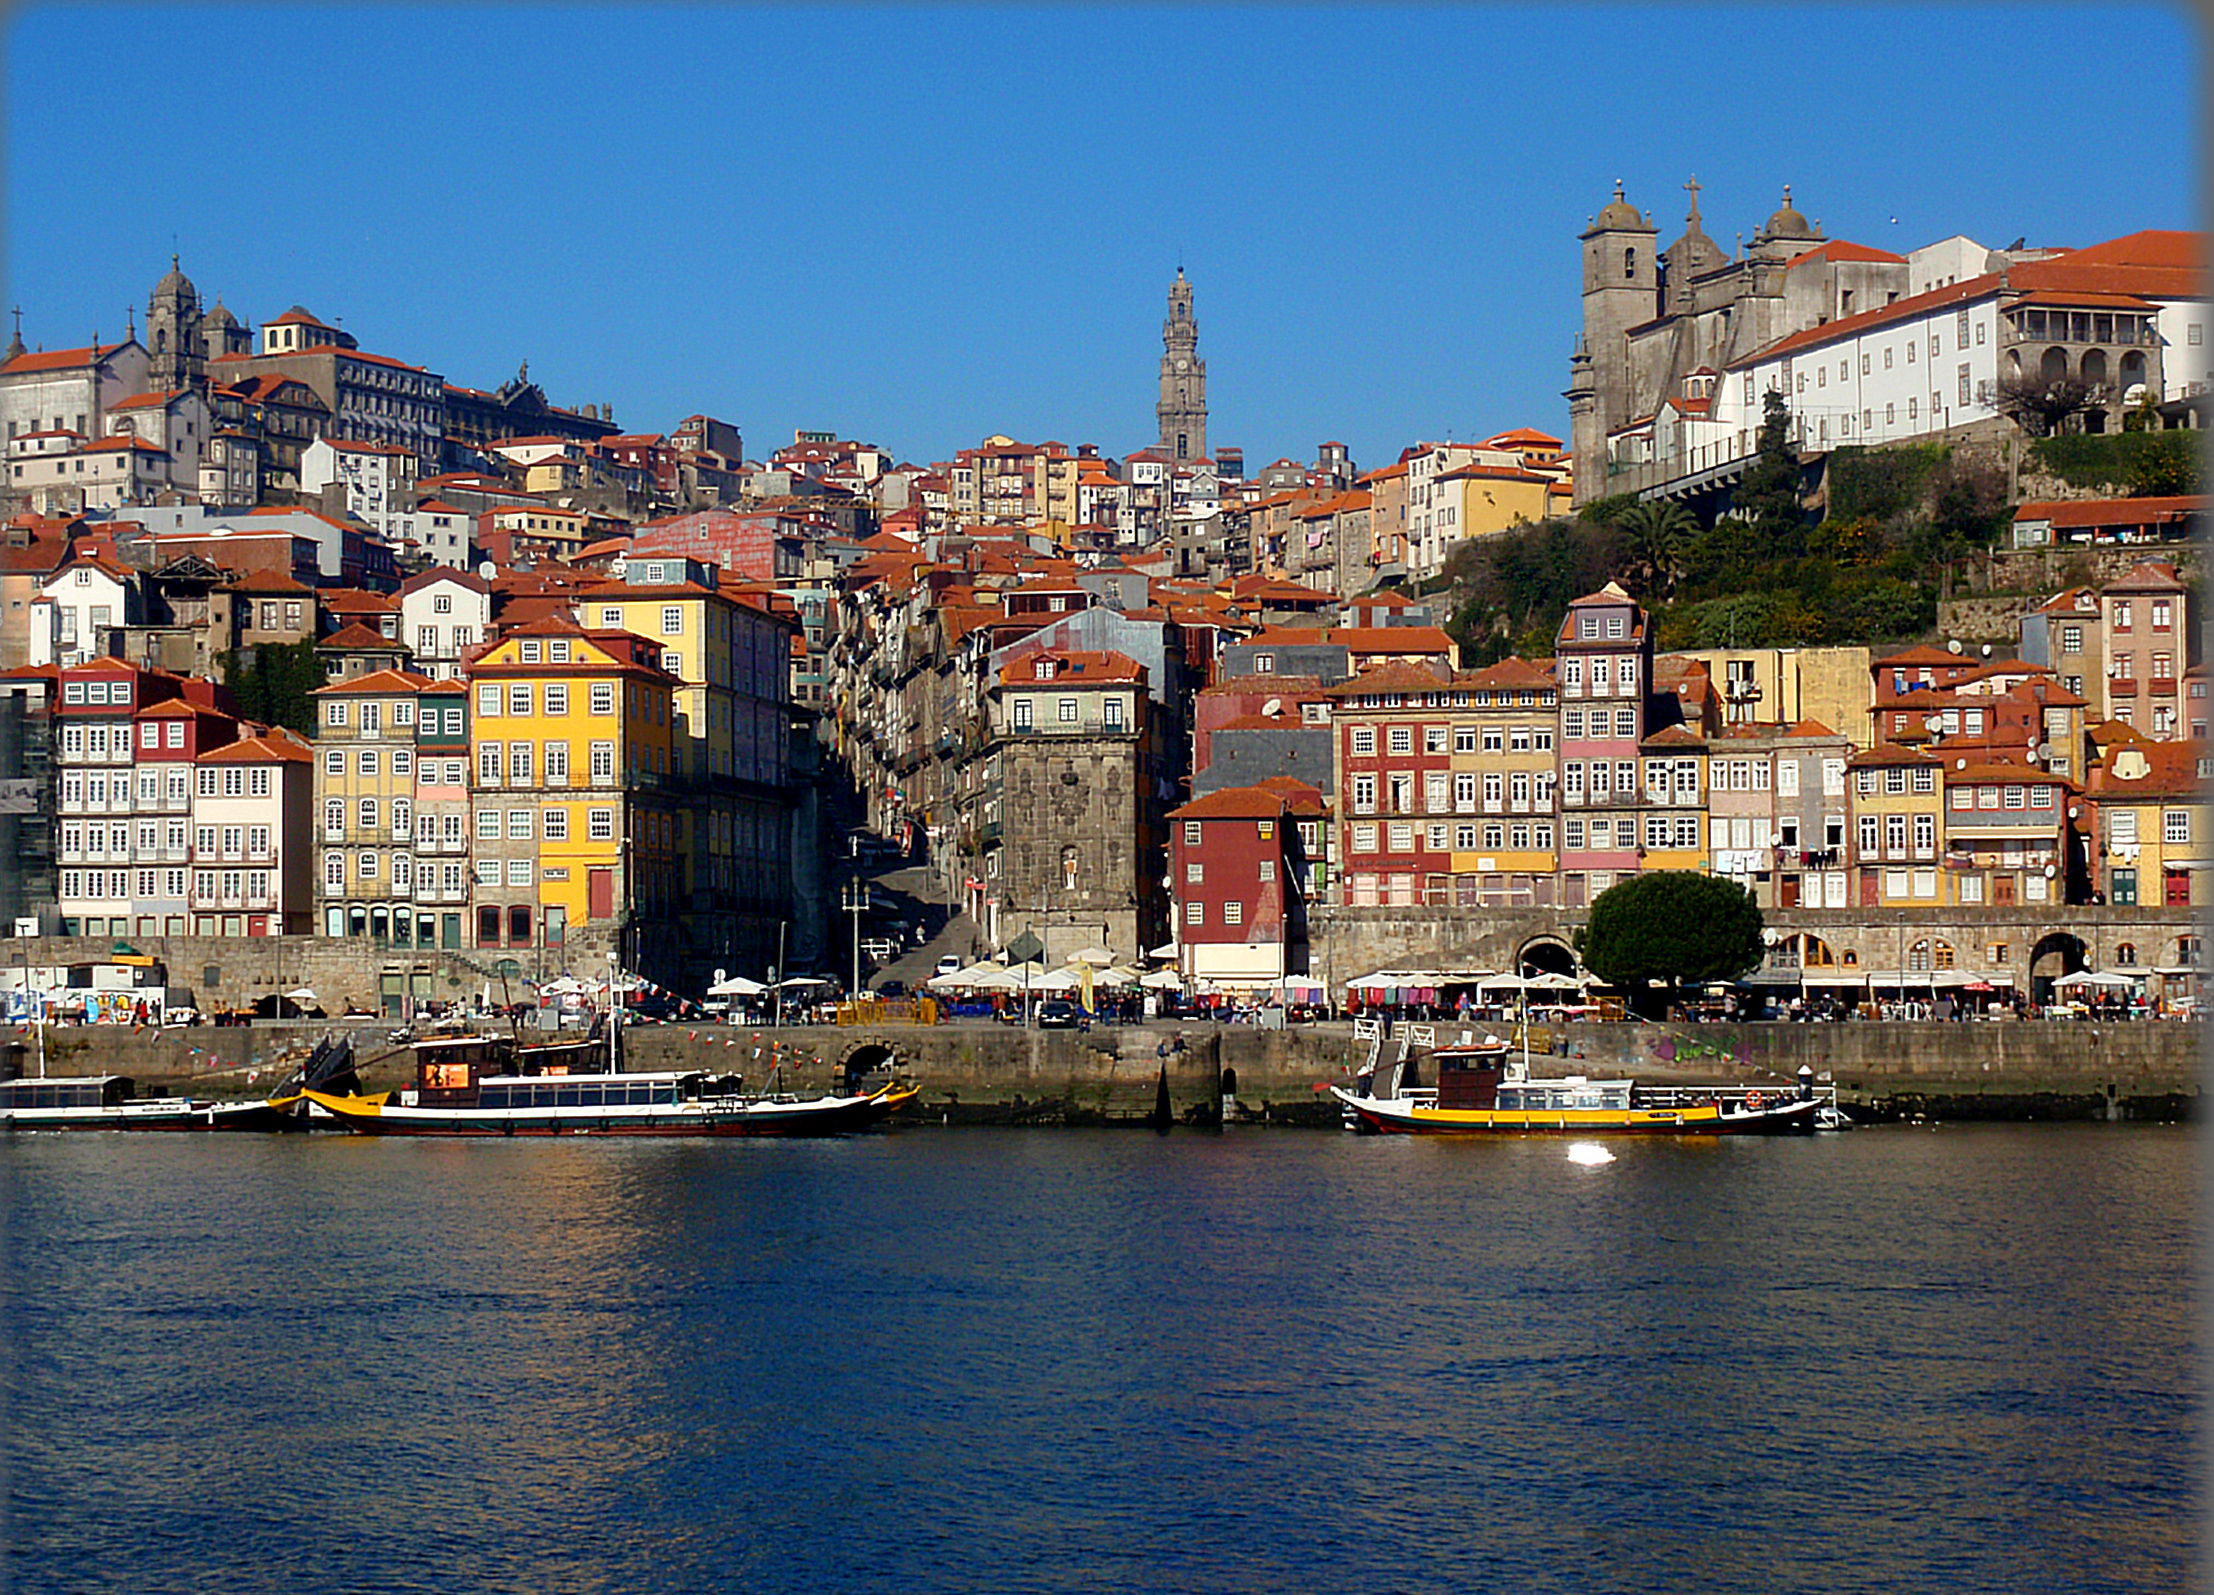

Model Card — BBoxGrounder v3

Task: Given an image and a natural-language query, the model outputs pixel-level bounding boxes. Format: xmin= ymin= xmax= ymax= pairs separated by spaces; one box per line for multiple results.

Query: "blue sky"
xmin=5 ymin=5 xmax=2202 ymax=475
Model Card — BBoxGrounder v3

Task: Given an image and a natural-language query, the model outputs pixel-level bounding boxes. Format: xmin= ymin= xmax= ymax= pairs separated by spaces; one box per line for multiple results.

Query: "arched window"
xmin=1932 ymin=939 xmax=1955 ymax=971
xmin=2115 ymin=942 xmax=2138 ymax=966
xmin=1907 ymin=939 xmax=1932 ymax=972
xmin=1624 ymin=248 xmax=1637 ymax=281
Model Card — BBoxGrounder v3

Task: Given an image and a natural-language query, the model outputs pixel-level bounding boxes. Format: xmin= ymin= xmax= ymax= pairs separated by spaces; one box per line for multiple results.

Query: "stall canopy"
xmin=707 ymin=975 xmax=769 ymax=997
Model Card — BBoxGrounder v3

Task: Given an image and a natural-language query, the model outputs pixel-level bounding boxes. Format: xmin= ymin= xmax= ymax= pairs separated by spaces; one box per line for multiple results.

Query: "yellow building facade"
xmin=463 ymin=616 xmax=681 ymax=966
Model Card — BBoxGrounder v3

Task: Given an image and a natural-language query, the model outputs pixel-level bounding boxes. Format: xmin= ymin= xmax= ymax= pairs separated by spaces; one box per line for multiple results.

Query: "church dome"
xmin=205 ymin=300 xmax=239 ymax=329
xmin=153 ymin=254 xmax=197 ymax=304
xmin=1763 ymin=186 xmax=1814 ymax=238
xmin=1593 ymin=181 xmax=1645 ymax=230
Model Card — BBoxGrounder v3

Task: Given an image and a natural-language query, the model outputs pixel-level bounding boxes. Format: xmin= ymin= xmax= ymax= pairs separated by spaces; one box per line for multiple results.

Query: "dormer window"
xmin=1034 ymin=661 xmax=1054 ymax=681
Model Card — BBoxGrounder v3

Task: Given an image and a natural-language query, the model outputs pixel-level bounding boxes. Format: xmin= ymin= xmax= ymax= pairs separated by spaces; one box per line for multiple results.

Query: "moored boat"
xmin=301 ymin=1027 xmax=916 ymax=1138
xmin=0 ymin=1075 xmax=212 ymax=1131
xmin=1331 ymin=1034 xmax=1825 ymax=1136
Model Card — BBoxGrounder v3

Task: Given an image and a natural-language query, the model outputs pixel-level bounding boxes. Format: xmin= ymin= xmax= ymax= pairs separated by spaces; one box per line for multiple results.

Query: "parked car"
xmin=1037 ymin=999 xmax=1081 ymax=1029
xmin=160 ymin=1006 xmax=200 ymax=1028
xmin=936 ymin=955 xmax=963 ymax=977
xmin=875 ymin=979 xmax=908 ymax=998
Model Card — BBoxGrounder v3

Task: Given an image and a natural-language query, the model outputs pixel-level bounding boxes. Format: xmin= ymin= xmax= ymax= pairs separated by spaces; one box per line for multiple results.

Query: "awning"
xmin=1800 ymin=968 xmax=1866 ymax=985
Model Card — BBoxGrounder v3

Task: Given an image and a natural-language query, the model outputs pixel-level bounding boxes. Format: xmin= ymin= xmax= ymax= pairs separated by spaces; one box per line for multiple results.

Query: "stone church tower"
xmin=142 ymin=257 xmax=250 ymax=393
xmin=1157 ymin=268 xmax=1207 ymax=463
xmin=145 ymin=256 xmax=204 ymax=392
xmin=1567 ymin=184 xmax=1658 ymax=505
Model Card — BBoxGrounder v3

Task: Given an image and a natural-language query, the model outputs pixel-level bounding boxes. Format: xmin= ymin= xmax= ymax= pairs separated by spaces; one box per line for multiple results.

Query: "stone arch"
xmin=837 ymin=1039 xmax=900 ymax=1090
xmin=2040 ymin=346 xmax=2071 ymax=384
xmin=2080 ymin=348 xmax=2109 ymax=389
xmin=1518 ymin=936 xmax=1577 ymax=977
xmin=2030 ymin=930 xmax=2087 ymax=1005
xmin=2120 ymin=350 xmax=2148 ymax=395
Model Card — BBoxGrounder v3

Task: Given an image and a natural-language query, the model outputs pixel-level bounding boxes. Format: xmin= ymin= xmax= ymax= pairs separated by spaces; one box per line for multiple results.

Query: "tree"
xmin=1993 ymin=370 xmax=2095 ymax=438
xmin=217 ymin=636 xmax=321 ymax=737
xmin=1576 ymin=872 xmax=1764 ymax=1017
xmin=1729 ymin=389 xmax=1808 ymax=554
xmin=1621 ymin=499 xmax=1696 ymax=598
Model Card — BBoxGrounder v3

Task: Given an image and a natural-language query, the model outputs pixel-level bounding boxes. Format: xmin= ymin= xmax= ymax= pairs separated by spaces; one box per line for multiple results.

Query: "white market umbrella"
xmin=1525 ymin=971 xmax=1583 ymax=990
xmin=1478 ymin=973 xmax=1530 ymax=993
xmin=775 ymin=975 xmax=832 ymax=990
xmin=1138 ymin=968 xmax=1185 ymax=990
xmin=285 ymin=987 xmax=319 ymax=1003
xmin=1097 ymin=965 xmax=1143 ymax=987
xmin=2057 ymin=970 xmax=2135 ymax=988
xmin=965 ymin=967 xmax=1028 ymax=992
xmin=1146 ymin=942 xmax=1178 ymax=960
xmin=1030 ymin=969 xmax=1080 ymax=993
xmin=707 ymin=975 xmax=768 ymax=997
xmin=1066 ymin=946 xmax=1117 ymax=967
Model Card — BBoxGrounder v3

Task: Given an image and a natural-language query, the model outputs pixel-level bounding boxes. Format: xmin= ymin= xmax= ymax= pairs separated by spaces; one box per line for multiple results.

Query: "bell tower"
xmin=146 ymin=255 xmax=205 ymax=392
xmin=1571 ymin=183 xmax=1659 ymax=506
xmin=1156 ymin=268 xmax=1207 ymax=464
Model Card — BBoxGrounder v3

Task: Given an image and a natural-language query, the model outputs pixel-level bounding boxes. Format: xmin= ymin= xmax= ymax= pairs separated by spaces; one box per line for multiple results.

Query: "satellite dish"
xmin=1981 ymin=643 xmax=1993 ymax=657
xmin=1261 ymin=697 xmax=1283 ymax=717
xmin=2043 ymin=864 xmax=2057 ymax=879
xmin=1947 ymin=639 xmax=1963 ymax=655
xmin=478 ymin=560 xmax=496 ymax=581
xmin=1957 ymin=758 xmax=1968 ymax=769
xmin=2068 ymin=804 xmax=2080 ymax=819
xmin=2037 ymin=743 xmax=2054 ymax=761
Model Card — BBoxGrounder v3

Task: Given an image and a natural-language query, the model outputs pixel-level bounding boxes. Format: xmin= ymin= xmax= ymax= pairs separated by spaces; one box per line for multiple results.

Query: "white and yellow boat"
xmin=1331 ymin=1037 xmax=1822 ymax=1136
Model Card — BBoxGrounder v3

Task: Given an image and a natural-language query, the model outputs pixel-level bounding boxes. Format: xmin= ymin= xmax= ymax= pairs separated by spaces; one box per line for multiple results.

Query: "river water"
xmin=1 ymin=1125 xmax=2198 ymax=1594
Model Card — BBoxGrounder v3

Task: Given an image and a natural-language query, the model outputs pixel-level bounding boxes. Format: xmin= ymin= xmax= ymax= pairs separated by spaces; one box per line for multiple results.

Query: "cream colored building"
xmin=1671 ymin=645 xmax=1873 ymax=748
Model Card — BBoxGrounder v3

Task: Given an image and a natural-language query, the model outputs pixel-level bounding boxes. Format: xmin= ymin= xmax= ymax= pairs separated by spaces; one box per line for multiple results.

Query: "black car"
xmin=1036 ymin=999 xmax=1081 ymax=1029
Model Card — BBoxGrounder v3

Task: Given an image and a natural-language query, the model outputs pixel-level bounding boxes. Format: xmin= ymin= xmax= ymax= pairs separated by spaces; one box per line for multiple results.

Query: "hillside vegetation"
xmin=1438 ymin=397 xmax=2199 ymax=665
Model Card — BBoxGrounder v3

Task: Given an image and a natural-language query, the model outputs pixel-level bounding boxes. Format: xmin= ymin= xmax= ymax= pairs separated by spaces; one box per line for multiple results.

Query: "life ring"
xmin=1746 ymin=1092 xmax=1766 ymax=1110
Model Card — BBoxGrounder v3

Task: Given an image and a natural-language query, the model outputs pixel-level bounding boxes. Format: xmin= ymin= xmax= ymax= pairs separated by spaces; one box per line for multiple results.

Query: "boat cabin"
xmin=412 ymin=1034 xmax=515 ymax=1102
xmin=474 ymin=1073 xmax=699 ymax=1110
xmin=1496 ymin=1076 xmax=1634 ymax=1112
xmin=0 ymin=1076 xmax=138 ymax=1110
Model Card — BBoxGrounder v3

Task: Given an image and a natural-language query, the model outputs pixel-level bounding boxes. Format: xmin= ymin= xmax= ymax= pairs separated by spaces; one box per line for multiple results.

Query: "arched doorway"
xmin=1518 ymin=937 xmax=1577 ymax=978
xmin=2030 ymin=931 xmax=2087 ymax=1007
xmin=839 ymin=1040 xmax=898 ymax=1092
xmin=2040 ymin=346 xmax=2071 ymax=385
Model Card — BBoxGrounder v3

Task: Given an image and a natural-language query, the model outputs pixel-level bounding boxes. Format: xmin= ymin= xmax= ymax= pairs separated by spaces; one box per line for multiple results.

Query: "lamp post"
xmin=842 ymin=880 xmax=868 ymax=1002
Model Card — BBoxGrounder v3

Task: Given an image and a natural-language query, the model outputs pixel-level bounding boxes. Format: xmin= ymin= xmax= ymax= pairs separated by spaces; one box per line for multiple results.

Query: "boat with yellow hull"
xmin=1331 ymin=1035 xmax=1824 ymax=1136
xmin=297 ymin=1027 xmax=919 ymax=1138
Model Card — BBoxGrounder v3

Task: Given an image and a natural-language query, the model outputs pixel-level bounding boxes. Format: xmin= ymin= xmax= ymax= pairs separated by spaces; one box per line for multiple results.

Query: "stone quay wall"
xmin=61 ymin=1015 xmax=2201 ymax=1127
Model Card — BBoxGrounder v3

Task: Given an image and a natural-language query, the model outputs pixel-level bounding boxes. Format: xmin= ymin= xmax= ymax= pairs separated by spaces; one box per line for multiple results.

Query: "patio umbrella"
xmin=1031 ymin=969 xmax=1080 ymax=993
xmin=285 ymin=987 xmax=319 ymax=1003
xmin=1096 ymin=965 xmax=1143 ymax=987
xmin=1138 ymin=968 xmax=1185 ymax=990
xmin=707 ymin=975 xmax=768 ymax=997
xmin=1067 ymin=946 xmax=1117 ymax=967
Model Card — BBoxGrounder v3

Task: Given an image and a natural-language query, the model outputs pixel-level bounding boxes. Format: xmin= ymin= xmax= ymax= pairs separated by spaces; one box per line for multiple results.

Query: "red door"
xmin=1859 ymin=869 xmax=1879 ymax=907
xmin=588 ymin=868 xmax=613 ymax=921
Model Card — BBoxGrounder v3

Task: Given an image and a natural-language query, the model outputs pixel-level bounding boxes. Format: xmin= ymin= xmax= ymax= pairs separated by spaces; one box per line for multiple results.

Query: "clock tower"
xmin=1156 ymin=268 xmax=1207 ymax=464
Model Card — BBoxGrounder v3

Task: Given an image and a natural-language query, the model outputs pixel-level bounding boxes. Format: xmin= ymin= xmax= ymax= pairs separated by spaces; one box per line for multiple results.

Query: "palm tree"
xmin=1622 ymin=499 xmax=1696 ymax=599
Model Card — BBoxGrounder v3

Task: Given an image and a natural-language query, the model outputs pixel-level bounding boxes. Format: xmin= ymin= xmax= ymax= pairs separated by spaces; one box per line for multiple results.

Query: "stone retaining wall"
xmin=58 ymin=1016 xmax=2200 ymax=1126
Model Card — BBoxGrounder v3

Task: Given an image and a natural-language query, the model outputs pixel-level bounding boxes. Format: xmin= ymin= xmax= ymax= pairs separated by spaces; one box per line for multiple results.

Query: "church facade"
xmin=1567 ymin=181 xmax=2207 ymax=510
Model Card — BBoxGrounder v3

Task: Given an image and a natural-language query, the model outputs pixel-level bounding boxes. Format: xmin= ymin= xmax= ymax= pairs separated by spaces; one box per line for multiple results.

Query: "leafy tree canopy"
xmin=1577 ymin=872 xmax=1764 ymax=1004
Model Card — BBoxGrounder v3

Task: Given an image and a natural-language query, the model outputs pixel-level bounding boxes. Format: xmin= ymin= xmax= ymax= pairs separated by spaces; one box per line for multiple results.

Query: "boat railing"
xmin=1632 ymin=1081 xmax=1837 ymax=1112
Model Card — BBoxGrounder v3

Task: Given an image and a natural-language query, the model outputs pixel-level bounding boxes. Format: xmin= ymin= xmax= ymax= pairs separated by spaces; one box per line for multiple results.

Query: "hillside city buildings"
xmin=0 ymin=238 xmax=2201 ymax=1011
